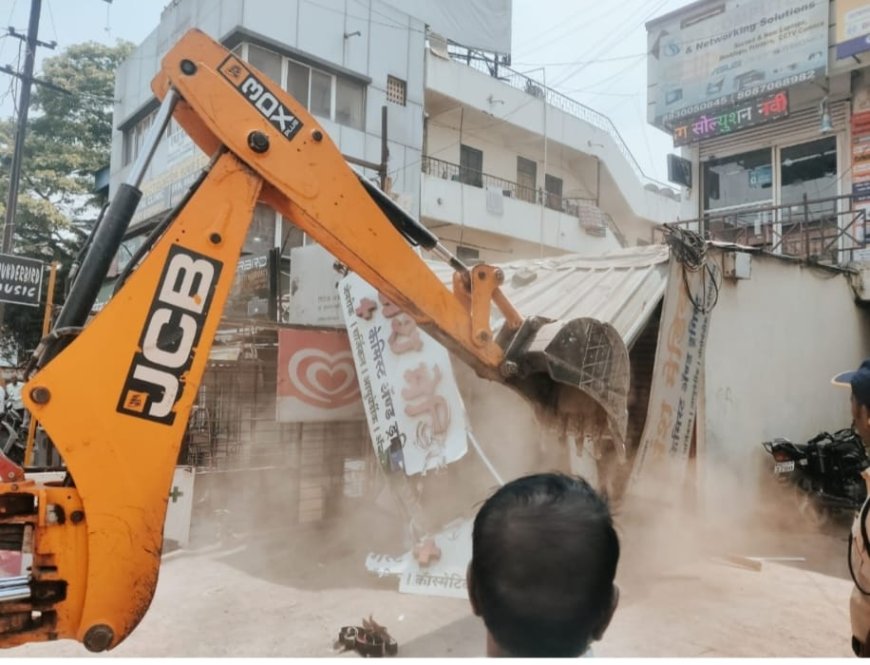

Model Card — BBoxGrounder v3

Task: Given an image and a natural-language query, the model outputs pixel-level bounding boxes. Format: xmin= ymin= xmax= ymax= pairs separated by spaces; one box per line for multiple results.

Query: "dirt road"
xmin=8 ymin=517 xmax=856 ymax=658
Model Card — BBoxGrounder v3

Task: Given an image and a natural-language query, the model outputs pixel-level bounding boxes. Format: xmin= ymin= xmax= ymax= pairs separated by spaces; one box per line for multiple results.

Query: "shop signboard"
xmin=276 ymin=328 xmax=365 ymax=422
xmin=648 ymin=0 xmax=828 ymax=130
xmin=339 ymin=273 xmax=469 ymax=476
xmin=837 ymin=0 xmax=870 ymax=59
xmin=0 ymin=254 xmax=44 ymax=307
xmin=853 ymin=112 xmax=870 ymax=201
xmin=284 ymin=244 xmax=344 ymax=327
xmin=671 ymin=91 xmax=789 ymax=146
xmin=225 ymin=251 xmax=275 ymax=320
xmin=131 ymin=151 xmax=209 ymax=225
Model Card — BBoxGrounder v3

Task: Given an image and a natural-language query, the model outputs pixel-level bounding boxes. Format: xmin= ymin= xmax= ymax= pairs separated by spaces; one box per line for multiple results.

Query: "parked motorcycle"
xmin=761 ymin=428 xmax=870 ymax=526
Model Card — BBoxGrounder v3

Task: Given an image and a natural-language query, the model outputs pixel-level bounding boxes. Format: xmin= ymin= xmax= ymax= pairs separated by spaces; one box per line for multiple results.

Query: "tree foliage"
xmin=0 ymin=39 xmax=133 ymax=360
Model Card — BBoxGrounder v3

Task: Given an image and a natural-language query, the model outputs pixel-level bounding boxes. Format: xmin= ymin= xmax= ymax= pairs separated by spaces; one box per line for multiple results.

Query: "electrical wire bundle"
xmin=661 ymin=223 xmax=720 ymax=314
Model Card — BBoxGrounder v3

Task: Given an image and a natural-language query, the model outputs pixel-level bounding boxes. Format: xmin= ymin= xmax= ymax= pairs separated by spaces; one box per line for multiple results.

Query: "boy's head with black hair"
xmin=467 ymin=472 xmax=620 ymax=657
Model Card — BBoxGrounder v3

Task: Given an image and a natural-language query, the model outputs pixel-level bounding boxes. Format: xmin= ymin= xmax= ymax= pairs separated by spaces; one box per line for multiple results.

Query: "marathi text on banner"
xmin=364 ymin=518 xmax=472 ymax=600
xmin=671 ymin=91 xmax=789 ymax=146
xmin=338 ymin=273 xmax=469 ymax=476
xmin=627 ymin=257 xmax=718 ymax=499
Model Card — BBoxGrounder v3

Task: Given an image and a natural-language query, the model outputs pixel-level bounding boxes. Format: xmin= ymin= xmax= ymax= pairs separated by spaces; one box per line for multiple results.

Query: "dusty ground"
xmin=7 ymin=513 xmax=857 ymax=658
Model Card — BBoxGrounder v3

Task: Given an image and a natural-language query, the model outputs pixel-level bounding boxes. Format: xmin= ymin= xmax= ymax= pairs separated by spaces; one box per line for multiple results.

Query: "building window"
xmin=122 ymin=109 xmax=157 ymax=166
xmin=456 ymin=245 xmax=480 ymax=263
xmin=459 ymin=144 xmax=483 ymax=188
xmin=780 ymin=137 xmax=837 ymax=206
xmin=245 ymin=204 xmax=278 ymax=256
xmin=545 ymin=174 xmax=563 ymax=211
xmin=387 ymin=75 xmax=406 ymax=106
xmin=241 ymin=43 xmax=366 ymax=131
xmin=247 ymin=43 xmax=282 ymax=83
xmin=336 ymin=77 xmax=365 ymax=129
xmin=703 ymin=148 xmax=772 ymax=212
xmin=702 ymin=149 xmax=773 ymax=245
xmin=310 ymin=69 xmax=333 ymax=118
xmin=701 ymin=141 xmax=839 ymax=256
xmin=517 ymin=156 xmax=537 ymax=203
xmin=280 ymin=215 xmax=307 ymax=254
xmin=779 ymin=137 xmax=838 ymax=259
xmin=286 ymin=59 xmax=310 ymax=108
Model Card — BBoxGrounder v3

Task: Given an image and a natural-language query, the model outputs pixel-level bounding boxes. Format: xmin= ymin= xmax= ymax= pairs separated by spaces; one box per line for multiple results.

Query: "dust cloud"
xmin=614 ymin=453 xmax=851 ymax=594
xmin=168 ymin=346 xmax=854 ymax=657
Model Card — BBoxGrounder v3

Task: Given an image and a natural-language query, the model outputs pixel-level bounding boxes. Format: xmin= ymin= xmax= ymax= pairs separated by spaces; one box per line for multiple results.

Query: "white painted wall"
xmin=426 ymin=113 xmax=599 ymax=199
xmin=421 ymin=175 xmax=622 ymax=257
xmin=433 ymin=226 xmax=562 ymax=262
xmin=426 ymin=53 xmax=682 ymax=227
xmin=700 ymin=249 xmax=870 ymax=517
xmin=110 ymin=0 xmax=425 ymax=219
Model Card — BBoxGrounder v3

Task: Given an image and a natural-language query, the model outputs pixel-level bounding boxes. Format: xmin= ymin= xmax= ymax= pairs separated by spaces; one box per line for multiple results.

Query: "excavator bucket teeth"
xmin=503 ymin=317 xmax=630 ymax=459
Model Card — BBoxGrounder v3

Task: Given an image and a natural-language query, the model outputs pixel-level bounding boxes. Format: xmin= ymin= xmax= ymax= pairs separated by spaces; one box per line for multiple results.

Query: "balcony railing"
xmin=656 ymin=194 xmax=867 ymax=265
xmin=446 ymin=50 xmax=676 ymax=196
xmin=422 ymin=155 xmax=620 ymax=240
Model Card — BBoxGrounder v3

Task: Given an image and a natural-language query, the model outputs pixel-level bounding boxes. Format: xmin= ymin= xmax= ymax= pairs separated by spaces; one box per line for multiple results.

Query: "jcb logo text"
xmin=118 ymin=246 xmax=222 ymax=424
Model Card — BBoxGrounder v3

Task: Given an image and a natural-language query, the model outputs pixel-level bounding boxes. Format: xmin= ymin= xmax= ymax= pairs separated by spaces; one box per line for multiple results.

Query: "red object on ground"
xmin=413 ymin=538 xmax=442 ymax=566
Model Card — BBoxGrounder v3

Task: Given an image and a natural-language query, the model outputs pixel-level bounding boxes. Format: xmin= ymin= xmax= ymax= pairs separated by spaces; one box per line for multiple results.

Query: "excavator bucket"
xmin=498 ymin=315 xmax=631 ymax=460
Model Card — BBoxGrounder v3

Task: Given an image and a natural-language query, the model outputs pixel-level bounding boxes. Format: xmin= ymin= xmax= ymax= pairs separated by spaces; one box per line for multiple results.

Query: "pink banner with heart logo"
xmin=276 ymin=329 xmax=365 ymax=422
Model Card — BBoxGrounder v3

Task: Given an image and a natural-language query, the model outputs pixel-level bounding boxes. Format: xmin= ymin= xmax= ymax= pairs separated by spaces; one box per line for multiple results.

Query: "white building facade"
xmin=108 ymin=0 xmax=680 ymax=272
xmin=102 ymin=0 xmax=685 ymax=526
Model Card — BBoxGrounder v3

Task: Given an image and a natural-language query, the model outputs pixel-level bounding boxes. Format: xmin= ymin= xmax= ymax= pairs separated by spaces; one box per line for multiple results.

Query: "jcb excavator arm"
xmin=0 ymin=29 xmax=628 ymax=651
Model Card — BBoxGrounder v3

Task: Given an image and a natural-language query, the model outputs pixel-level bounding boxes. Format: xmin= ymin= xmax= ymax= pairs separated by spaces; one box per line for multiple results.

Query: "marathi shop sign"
xmin=672 ymin=91 xmax=789 ymax=146
xmin=339 ymin=273 xmax=469 ymax=477
xmin=0 ymin=254 xmax=43 ymax=307
xmin=647 ymin=0 xmax=828 ymax=130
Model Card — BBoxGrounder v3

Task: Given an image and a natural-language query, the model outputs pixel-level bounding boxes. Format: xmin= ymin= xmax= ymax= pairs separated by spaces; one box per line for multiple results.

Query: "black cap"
xmin=832 ymin=359 xmax=870 ymax=407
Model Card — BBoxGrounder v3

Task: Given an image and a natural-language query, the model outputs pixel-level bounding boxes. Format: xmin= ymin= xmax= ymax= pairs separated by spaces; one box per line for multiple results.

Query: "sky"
xmin=0 ymin=0 xmax=696 ymax=181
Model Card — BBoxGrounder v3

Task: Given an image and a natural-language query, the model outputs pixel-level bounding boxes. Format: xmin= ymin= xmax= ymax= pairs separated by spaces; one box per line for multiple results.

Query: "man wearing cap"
xmin=834 ymin=360 xmax=870 ymax=657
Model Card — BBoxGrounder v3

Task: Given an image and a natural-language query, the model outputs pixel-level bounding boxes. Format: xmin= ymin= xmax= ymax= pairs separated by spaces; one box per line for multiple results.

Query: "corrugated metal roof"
xmin=429 ymin=244 xmax=671 ymax=347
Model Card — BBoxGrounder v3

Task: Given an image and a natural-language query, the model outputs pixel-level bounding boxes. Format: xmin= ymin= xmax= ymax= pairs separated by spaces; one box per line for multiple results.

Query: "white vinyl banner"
xmin=339 ymin=273 xmax=469 ymax=476
xmin=398 ymin=518 xmax=472 ymax=599
xmin=628 ymin=258 xmax=718 ymax=498
xmin=365 ymin=518 xmax=473 ymax=600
